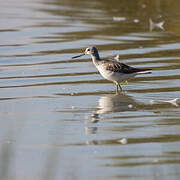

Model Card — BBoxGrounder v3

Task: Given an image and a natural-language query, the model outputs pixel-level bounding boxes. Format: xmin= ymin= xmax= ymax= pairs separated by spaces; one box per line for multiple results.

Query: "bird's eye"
xmin=87 ymin=48 xmax=90 ymax=51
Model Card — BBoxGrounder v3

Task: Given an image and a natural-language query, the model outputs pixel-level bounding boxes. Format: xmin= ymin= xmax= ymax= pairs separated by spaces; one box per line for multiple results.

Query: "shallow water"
xmin=1 ymin=0 xmax=180 ymax=179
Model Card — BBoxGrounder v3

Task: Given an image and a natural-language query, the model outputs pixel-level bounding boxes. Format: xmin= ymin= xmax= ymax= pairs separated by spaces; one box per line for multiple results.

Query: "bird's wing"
xmin=102 ymin=60 xmax=147 ymax=74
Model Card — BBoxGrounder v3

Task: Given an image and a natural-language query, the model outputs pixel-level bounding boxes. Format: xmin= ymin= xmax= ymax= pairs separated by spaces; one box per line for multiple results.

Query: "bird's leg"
xmin=118 ymin=83 xmax=122 ymax=91
xmin=116 ymin=84 xmax=118 ymax=93
xmin=114 ymin=82 xmax=119 ymax=94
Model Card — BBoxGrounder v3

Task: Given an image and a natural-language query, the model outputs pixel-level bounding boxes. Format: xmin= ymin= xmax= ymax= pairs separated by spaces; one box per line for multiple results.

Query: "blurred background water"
xmin=0 ymin=0 xmax=180 ymax=179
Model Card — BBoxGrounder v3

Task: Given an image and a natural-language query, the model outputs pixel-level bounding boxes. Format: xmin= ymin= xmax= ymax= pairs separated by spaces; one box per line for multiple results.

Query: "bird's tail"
xmin=137 ymin=69 xmax=152 ymax=74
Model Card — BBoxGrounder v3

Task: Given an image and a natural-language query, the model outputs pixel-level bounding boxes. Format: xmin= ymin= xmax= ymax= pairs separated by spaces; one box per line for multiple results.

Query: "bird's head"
xmin=72 ymin=46 xmax=99 ymax=59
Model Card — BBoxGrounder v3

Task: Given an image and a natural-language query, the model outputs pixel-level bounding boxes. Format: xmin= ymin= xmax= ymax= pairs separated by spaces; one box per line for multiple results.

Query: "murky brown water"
xmin=1 ymin=0 xmax=180 ymax=179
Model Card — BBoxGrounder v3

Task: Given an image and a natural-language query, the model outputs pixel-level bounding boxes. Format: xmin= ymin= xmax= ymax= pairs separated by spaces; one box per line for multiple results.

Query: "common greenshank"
xmin=72 ymin=47 xmax=152 ymax=92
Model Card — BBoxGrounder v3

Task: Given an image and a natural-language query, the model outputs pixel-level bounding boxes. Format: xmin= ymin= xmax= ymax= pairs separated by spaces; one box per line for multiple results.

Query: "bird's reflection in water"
xmin=84 ymin=93 xmax=140 ymax=145
xmin=96 ymin=93 xmax=137 ymax=115
xmin=85 ymin=93 xmax=139 ymax=137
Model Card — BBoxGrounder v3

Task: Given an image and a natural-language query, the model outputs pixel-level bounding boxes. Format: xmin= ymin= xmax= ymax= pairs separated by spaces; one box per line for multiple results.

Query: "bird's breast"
xmin=96 ymin=65 xmax=116 ymax=81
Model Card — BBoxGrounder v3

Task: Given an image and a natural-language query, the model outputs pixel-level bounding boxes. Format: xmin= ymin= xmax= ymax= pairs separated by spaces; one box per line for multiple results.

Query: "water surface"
xmin=1 ymin=0 xmax=180 ymax=179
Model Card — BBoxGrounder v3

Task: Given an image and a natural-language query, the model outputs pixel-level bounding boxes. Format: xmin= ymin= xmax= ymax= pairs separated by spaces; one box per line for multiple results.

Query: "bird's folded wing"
xmin=103 ymin=61 xmax=142 ymax=74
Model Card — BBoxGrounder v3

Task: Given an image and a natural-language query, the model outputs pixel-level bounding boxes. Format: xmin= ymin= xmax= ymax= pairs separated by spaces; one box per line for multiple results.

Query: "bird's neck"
xmin=91 ymin=54 xmax=101 ymax=66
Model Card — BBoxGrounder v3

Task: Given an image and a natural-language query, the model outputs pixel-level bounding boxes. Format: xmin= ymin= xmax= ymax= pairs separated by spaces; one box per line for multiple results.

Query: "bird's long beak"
xmin=72 ymin=53 xmax=85 ymax=59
